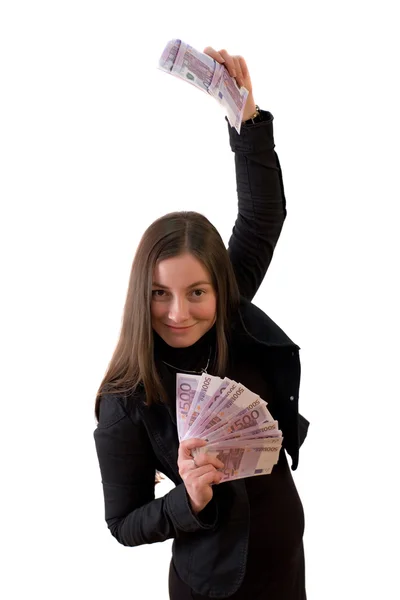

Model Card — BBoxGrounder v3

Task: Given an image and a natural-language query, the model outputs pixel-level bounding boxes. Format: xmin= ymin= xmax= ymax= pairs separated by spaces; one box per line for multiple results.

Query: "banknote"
xmin=205 ymin=437 xmax=282 ymax=449
xmin=176 ymin=372 xmax=283 ymax=478
xmin=230 ymin=419 xmax=279 ymax=438
xmin=184 ymin=377 xmax=232 ymax=439
xmin=190 ymin=380 xmax=241 ymax=435
xmin=198 ymin=383 xmax=267 ymax=438
xmin=158 ymin=39 xmax=249 ymax=134
xmin=176 ymin=373 xmax=201 ymax=439
xmin=159 ymin=38 xmax=213 ymax=93
xmin=193 ymin=442 xmax=281 ymax=482
xmin=205 ymin=419 xmax=281 ymax=444
xmin=204 ymin=397 xmax=275 ymax=442
xmin=185 ymin=373 xmax=223 ymax=433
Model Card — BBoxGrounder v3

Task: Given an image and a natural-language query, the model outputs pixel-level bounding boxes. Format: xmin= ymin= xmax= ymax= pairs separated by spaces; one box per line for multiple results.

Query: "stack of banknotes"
xmin=158 ymin=39 xmax=249 ymax=134
xmin=176 ymin=372 xmax=283 ymax=482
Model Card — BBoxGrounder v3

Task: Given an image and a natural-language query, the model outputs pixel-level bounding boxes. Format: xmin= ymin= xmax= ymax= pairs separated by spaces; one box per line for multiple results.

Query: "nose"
xmin=168 ymin=296 xmax=190 ymax=324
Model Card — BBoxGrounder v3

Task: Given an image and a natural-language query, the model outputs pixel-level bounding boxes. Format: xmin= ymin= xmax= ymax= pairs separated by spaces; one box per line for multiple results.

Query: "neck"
xmin=153 ymin=325 xmax=216 ymax=373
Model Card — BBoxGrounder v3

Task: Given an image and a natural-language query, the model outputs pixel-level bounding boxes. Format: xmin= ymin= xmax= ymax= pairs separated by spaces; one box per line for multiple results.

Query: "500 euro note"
xmin=206 ymin=419 xmax=281 ymax=444
xmin=193 ymin=442 xmax=281 ymax=482
xmin=184 ymin=376 xmax=233 ymax=439
xmin=207 ymin=437 xmax=282 ymax=450
xmin=187 ymin=380 xmax=241 ymax=437
xmin=176 ymin=372 xmax=284 ymax=479
xmin=158 ymin=39 xmax=249 ymax=134
xmin=184 ymin=373 xmax=223 ymax=434
xmin=198 ymin=383 xmax=270 ymax=439
xmin=176 ymin=373 xmax=201 ymax=440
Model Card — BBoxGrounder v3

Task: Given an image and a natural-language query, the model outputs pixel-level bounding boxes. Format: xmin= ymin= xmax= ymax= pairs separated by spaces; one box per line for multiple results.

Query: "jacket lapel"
xmin=138 ymin=399 xmax=181 ymax=483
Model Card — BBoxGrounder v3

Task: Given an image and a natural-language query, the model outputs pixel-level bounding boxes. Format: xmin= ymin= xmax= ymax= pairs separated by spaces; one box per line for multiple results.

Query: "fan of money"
xmin=176 ymin=373 xmax=283 ymax=483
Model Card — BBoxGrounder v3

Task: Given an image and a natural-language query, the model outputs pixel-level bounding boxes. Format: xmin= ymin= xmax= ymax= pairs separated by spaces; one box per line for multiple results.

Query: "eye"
xmin=191 ymin=289 xmax=205 ymax=298
xmin=152 ymin=290 xmax=167 ymax=298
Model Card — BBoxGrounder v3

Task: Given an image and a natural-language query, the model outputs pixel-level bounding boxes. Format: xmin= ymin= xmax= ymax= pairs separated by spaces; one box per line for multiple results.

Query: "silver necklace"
xmin=161 ymin=346 xmax=212 ymax=375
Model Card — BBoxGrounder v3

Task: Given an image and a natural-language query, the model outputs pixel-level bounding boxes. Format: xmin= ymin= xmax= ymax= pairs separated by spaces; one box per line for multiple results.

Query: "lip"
xmin=165 ymin=324 xmax=195 ymax=331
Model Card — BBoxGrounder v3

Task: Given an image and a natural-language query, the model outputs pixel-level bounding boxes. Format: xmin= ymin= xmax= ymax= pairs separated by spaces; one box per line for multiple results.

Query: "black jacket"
xmin=94 ymin=112 xmax=310 ymax=598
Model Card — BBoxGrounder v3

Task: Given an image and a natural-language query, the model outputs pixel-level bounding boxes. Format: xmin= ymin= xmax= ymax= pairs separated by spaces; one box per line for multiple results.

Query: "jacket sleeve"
xmin=226 ymin=110 xmax=287 ymax=301
xmin=93 ymin=394 xmax=217 ymax=546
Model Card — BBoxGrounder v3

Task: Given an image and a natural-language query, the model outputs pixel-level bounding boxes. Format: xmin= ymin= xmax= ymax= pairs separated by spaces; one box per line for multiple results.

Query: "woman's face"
xmin=151 ymin=253 xmax=217 ymax=348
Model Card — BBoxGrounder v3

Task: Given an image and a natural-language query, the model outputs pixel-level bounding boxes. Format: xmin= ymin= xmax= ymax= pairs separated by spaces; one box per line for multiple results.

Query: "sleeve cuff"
xmin=226 ymin=110 xmax=275 ymax=153
xmin=165 ymin=484 xmax=218 ymax=532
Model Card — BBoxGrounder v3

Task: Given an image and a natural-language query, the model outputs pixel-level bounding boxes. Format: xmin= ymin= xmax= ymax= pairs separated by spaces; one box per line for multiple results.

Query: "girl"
xmin=94 ymin=46 xmax=309 ymax=599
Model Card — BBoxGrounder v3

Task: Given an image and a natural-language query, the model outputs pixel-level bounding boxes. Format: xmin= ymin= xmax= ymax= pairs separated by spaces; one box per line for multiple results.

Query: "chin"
xmin=167 ymin=339 xmax=195 ymax=348
xmin=156 ymin=326 xmax=207 ymax=348
xmin=164 ymin=332 xmax=202 ymax=348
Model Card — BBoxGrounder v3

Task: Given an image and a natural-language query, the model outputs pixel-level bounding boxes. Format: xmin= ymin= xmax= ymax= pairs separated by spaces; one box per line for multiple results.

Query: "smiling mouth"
xmin=166 ymin=324 xmax=195 ymax=330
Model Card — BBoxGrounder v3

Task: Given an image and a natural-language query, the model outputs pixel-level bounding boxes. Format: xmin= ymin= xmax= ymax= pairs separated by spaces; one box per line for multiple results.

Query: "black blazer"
xmin=93 ymin=111 xmax=310 ymax=597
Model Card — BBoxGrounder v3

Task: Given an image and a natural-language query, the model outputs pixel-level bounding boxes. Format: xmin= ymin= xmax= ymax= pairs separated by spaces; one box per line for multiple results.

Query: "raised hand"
xmin=203 ymin=46 xmax=257 ymax=120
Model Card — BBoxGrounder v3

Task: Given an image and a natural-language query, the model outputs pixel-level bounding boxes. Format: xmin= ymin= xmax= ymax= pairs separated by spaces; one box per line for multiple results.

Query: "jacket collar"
xmin=232 ymin=297 xmax=300 ymax=349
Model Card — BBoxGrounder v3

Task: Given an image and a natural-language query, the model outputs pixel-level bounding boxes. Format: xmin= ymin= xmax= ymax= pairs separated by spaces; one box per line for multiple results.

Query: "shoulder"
xmin=232 ymin=296 xmax=299 ymax=349
xmin=96 ymin=392 xmax=128 ymax=429
xmin=96 ymin=386 xmax=144 ymax=429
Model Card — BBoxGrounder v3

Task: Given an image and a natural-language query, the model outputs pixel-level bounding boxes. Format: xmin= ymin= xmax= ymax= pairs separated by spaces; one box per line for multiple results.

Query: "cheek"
xmin=150 ymin=302 xmax=165 ymax=320
xmin=199 ymin=297 xmax=217 ymax=319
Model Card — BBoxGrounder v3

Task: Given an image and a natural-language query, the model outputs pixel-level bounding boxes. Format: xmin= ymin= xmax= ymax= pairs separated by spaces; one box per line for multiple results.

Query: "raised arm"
xmin=226 ymin=110 xmax=287 ymax=300
xmin=204 ymin=47 xmax=287 ymax=301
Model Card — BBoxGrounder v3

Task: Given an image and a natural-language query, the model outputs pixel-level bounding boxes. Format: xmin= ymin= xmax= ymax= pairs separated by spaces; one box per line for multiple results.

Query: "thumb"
xmin=178 ymin=438 xmax=207 ymax=459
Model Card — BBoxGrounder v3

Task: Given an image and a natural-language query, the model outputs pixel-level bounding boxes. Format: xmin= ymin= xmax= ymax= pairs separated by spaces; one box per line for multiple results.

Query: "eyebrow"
xmin=152 ymin=280 xmax=212 ymax=289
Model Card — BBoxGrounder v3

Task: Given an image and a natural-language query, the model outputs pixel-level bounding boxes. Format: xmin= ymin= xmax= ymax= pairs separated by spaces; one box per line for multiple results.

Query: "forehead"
xmin=153 ymin=253 xmax=211 ymax=286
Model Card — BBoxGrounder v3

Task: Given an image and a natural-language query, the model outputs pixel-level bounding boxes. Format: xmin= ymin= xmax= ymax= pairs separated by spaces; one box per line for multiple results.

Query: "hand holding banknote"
xmin=178 ymin=438 xmax=224 ymax=514
xmin=158 ymin=40 xmax=254 ymax=133
xmin=176 ymin=372 xmax=283 ymax=483
xmin=202 ymin=46 xmax=257 ymax=121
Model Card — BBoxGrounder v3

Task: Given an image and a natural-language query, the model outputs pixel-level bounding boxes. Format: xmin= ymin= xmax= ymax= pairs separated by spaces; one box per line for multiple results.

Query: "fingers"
xmin=192 ymin=452 xmax=224 ymax=471
xmin=178 ymin=438 xmax=207 ymax=461
xmin=233 ymin=56 xmax=244 ymax=88
xmin=203 ymin=46 xmax=226 ymax=65
xmin=203 ymin=46 xmax=249 ymax=89
xmin=179 ymin=455 xmax=224 ymax=479
xmin=196 ymin=468 xmax=224 ymax=487
xmin=204 ymin=46 xmax=239 ymax=77
xmin=184 ymin=463 xmax=223 ymax=485
xmin=178 ymin=438 xmax=207 ymax=477
xmin=238 ymin=56 xmax=249 ymax=80
xmin=180 ymin=438 xmax=207 ymax=450
xmin=178 ymin=441 xmax=224 ymax=478
xmin=218 ymin=49 xmax=237 ymax=78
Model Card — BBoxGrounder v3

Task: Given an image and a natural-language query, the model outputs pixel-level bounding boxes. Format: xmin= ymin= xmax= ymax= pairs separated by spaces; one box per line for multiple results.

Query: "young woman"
xmin=94 ymin=47 xmax=309 ymax=599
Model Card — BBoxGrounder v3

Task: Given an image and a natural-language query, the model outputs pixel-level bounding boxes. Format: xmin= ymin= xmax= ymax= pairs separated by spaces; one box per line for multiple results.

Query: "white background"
xmin=1 ymin=1 xmax=399 ymax=598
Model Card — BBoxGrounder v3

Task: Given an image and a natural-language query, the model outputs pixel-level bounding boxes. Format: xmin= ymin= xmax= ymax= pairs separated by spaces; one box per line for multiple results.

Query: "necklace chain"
xmin=161 ymin=346 xmax=212 ymax=375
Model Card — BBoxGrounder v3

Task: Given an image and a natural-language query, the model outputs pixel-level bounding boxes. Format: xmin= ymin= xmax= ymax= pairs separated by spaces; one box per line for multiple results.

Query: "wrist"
xmin=242 ymin=95 xmax=257 ymax=122
xmin=189 ymin=497 xmax=202 ymax=515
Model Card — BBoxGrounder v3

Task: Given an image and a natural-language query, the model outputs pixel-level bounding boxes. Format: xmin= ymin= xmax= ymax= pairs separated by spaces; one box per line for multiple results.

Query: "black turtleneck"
xmin=153 ymin=325 xmax=217 ymax=424
xmin=153 ymin=325 xmax=217 ymax=374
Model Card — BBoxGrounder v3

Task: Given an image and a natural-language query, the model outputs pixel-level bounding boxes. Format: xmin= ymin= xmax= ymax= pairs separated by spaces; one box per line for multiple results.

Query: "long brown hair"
xmin=95 ymin=211 xmax=240 ymax=421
